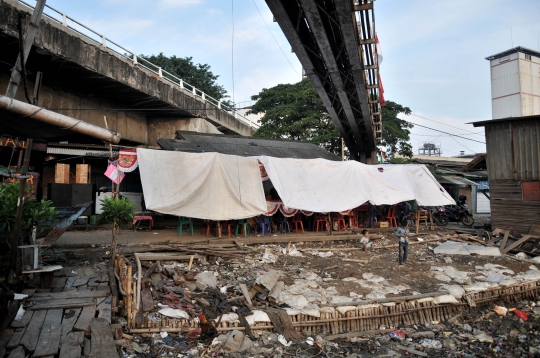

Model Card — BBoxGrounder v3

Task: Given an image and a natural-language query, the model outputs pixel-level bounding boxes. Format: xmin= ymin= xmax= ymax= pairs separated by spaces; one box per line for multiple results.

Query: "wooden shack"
xmin=472 ymin=115 xmax=540 ymax=233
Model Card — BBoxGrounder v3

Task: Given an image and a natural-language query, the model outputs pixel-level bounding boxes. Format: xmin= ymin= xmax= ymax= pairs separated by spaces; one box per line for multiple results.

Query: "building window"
xmin=522 ymin=181 xmax=540 ymax=201
xmin=525 ymin=54 xmax=532 ymax=60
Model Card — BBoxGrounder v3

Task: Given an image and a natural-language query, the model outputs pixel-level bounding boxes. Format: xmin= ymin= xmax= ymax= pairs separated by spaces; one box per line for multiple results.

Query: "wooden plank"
xmin=81 ymin=267 xmax=96 ymax=278
xmin=64 ymin=277 xmax=76 ymax=289
xmin=21 ymin=288 xmax=37 ymax=297
xmin=20 ymin=310 xmax=47 ymax=351
xmin=71 ymin=278 xmax=89 ymax=287
xmin=28 ymin=298 xmax=96 ymax=311
xmin=239 ymin=283 xmax=253 ymax=307
xmin=500 ymin=230 xmax=510 ymax=251
xmin=6 ymin=346 xmax=25 ymax=358
xmin=486 ymin=236 xmax=502 ymax=247
xmin=83 ymin=337 xmax=91 ymax=357
xmin=395 ymin=344 xmax=428 ymax=357
xmin=141 ymin=291 xmax=154 ymax=312
xmin=97 ymin=295 xmax=112 ymax=324
xmin=54 ymin=277 xmax=68 ymax=288
xmin=6 ymin=328 xmax=25 ymax=349
xmin=30 ymin=290 xmax=109 ymax=300
xmin=32 ymin=323 xmax=61 ymax=358
xmin=43 ymin=309 xmax=63 ymax=325
xmin=90 ymin=318 xmax=117 ymax=358
xmin=87 ymin=278 xmax=100 ymax=287
xmin=0 ymin=329 xmax=12 ymax=358
xmin=501 ymin=235 xmax=532 ymax=254
xmin=73 ymin=303 xmax=96 ymax=333
xmin=530 ymin=224 xmax=540 ymax=237
xmin=61 ymin=308 xmax=82 ymax=344
xmin=59 ymin=332 xmax=84 ymax=358
xmin=11 ymin=309 xmax=34 ymax=328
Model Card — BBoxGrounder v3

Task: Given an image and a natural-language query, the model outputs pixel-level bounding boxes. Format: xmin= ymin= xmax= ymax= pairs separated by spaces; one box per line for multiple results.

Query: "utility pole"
xmin=6 ymin=0 xmax=46 ymax=283
xmin=5 ymin=0 xmax=46 ymax=97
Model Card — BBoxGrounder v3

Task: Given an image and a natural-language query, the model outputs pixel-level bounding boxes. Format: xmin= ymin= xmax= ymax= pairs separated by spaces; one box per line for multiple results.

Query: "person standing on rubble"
xmin=395 ymin=220 xmax=410 ymax=265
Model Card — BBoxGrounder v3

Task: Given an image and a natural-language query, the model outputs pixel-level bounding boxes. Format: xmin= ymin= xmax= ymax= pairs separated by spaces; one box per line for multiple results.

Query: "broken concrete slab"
xmin=434 ymin=241 xmax=500 ymax=256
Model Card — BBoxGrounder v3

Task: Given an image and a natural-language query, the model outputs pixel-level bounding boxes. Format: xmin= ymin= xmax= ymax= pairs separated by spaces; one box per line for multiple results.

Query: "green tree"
xmin=0 ymin=182 xmax=58 ymax=248
xmin=247 ymin=78 xmax=342 ymax=155
xmin=140 ymin=53 xmax=229 ymax=103
xmin=99 ymin=197 xmax=136 ymax=265
xmin=381 ymin=101 xmax=414 ymax=158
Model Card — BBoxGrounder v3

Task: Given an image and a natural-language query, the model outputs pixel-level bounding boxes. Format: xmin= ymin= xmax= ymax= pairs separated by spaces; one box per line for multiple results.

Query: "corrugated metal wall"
xmin=490 ymin=180 xmax=540 ymax=234
xmin=485 ymin=119 xmax=540 ymax=181
xmin=486 ymin=119 xmax=540 ymax=233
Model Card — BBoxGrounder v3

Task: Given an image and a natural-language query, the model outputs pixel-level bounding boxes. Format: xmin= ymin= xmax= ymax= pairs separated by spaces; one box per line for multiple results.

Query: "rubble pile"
xmin=108 ymin=234 xmax=540 ymax=357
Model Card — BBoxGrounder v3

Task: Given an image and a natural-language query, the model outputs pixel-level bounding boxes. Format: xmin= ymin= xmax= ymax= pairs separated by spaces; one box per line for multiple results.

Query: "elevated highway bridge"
xmin=266 ymin=0 xmax=382 ymax=162
xmin=0 ymin=0 xmax=257 ymax=145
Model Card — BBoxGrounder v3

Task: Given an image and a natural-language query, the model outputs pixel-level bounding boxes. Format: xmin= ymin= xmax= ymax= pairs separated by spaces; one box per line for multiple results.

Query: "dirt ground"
xmin=58 ymin=231 xmax=532 ymax=300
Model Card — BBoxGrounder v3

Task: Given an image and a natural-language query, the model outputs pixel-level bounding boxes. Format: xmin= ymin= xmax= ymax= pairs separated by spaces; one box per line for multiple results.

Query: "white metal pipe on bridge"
xmin=0 ymin=95 xmax=121 ymax=143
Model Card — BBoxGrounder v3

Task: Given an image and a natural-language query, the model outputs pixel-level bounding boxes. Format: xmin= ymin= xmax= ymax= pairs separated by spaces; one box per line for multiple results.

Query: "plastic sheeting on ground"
xmin=137 ymin=149 xmax=267 ymax=220
xmin=257 ymin=157 xmax=455 ymax=212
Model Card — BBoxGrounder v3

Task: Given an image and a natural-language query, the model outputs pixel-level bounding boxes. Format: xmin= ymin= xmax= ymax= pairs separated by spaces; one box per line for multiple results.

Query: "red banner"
xmin=117 ymin=149 xmax=138 ymax=172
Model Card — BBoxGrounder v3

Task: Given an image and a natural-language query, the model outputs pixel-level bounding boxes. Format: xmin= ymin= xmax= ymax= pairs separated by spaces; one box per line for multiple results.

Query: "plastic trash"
xmin=278 ymin=334 xmax=292 ymax=347
xmin=421 ymin=339 xmax=442 ymax=349
xmin=514 ymin=309 xmax=529 ymax=321
xmin=493 ymin=305 xmax=508 ymax=316
xmin=389 ymin=330 xmax=406 ymax=340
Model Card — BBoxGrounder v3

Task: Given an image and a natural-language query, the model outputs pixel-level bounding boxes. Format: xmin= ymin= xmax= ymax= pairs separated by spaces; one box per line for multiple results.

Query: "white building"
xmin=486 ymin=46 xmax=540 ymax=119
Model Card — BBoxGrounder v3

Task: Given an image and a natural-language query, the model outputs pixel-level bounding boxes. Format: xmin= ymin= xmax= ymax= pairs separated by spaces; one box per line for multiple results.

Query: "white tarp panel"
xmin=137 ymin=149 xmax=267 ymax=220
xmin=257 ymin=157 xmax=420 ymax=212
xmin=366 ymin=164 xmax=456 ymax=206
xmin=257 ymin=157 xmax=455 ymax=212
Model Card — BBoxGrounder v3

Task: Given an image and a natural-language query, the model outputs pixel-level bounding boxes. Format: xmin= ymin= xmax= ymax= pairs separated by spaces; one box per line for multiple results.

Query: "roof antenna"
xmin=510 ymin=27 xmax=513 ymax=48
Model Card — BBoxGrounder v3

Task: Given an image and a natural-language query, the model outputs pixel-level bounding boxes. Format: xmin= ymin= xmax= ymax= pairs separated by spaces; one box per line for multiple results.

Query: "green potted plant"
xmin=99 ymin=196 xmax=136 ymax=265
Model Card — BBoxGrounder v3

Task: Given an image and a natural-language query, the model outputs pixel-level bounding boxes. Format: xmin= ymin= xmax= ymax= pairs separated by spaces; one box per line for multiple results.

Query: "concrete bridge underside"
xmin=0 ymin=0 xmax=254 ymax=144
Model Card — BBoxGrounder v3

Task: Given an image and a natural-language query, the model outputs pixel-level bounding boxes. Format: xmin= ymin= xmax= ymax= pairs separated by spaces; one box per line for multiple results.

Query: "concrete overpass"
xmin=266 ymin=0 xmax=382 ymax=162
xmin=0 ymin=0 xmax=256 ymax=145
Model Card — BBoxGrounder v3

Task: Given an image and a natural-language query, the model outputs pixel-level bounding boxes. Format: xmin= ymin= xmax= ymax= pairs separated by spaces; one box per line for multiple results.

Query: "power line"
xmin=410 ymin=113 xmax=485 ymax=136
xmin=231 ymin=0 xmax=235 ymax=106
xmin=449 ymin=135 xmax=476 ymax=153
xmin=406 ymin=120 xmax=486 ymax=144
xmin=410 ymin=131 xmax=484 ymax=137
xmin=250 ymin=0 xmax=300 ymax=78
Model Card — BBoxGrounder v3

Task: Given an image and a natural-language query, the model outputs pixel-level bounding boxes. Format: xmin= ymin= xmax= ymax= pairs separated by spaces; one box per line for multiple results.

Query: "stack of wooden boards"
xmin=0 ymin=265 xmax=118 ymax=358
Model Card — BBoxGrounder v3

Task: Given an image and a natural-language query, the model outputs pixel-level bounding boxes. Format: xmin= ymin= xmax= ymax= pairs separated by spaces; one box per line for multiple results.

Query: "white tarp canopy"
xmin=137 ymin=149 xmax=455 ymax=220
xmin=137 ymin=149 xmax=267 ymax=220
xmin=257 ymin=157 xmax=455 ymax=213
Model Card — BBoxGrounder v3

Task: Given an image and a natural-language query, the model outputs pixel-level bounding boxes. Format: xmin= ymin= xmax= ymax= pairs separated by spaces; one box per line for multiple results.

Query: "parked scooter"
xmin=432 ymin=195 xmax=474 ymax=226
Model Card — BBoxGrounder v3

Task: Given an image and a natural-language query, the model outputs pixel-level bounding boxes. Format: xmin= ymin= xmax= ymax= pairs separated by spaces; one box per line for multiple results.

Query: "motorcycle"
xmin=432 ymin=200 xmax=474 ymax=227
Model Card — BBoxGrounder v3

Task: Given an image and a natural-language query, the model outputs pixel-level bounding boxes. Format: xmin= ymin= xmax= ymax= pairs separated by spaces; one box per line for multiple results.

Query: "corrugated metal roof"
xmin=485 ymin=46 xmax=540 ymax=61
xmin=470 ymin=114 xmax=540 ymax=127
xmin=158 ymin=131 xmax=341 ymax=161
xmin=439 ymin=176 xmax=478 ymax=186
xmin=47 ymin=147 xmax=118 ymax=157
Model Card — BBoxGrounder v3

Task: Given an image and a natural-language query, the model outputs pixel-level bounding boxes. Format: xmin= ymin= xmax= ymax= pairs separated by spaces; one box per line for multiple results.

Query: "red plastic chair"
xmin=348 ymin=211 xmax=359 ymax=229
xmin=314 ymin=214 xmax=329 ymax=232
xmin=385 ymin=205 xmax=398 ymax=227
xmin=331 ymin=213 xmax=347 ymax=231
xmin=291 ymin=213 xmax=304 ymax=233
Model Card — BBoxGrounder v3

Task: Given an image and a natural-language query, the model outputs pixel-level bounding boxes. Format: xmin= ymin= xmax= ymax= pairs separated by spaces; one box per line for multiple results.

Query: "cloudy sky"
xmin=40 ymin=0 xmax=540 ymax=156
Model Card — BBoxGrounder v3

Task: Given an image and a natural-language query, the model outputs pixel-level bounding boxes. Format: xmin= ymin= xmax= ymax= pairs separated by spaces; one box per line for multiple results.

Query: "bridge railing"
xmin=17 ymin=0 xmax=260 ymax=130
